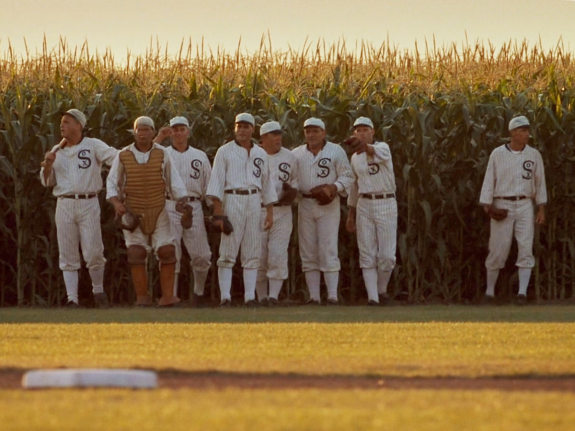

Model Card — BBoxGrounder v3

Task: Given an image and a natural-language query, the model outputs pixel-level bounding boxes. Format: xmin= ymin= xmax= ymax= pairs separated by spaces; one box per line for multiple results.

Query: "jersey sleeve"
xmin=260 ymin=154 xmax=278 ymax=206
xmin=163 ymin=149 xmax=187 ymax=199
xmin=347 ymin=161 xmax=360 ymax=207
xmin=95 ymin=140 xmax=119 ymax=166
xmin=206 ymin=147 xmax=227 ymax=201
xmin=334 ymin=146 xmax=354 ymax=197
xmin=534 ymin=152 xmax=547 ymax=206
xmin=371 ymin=142 xmax=392 ymax=162
xmin=479 ymin=152 xmax=496 ymax=205
xmin=106 ymin=152 xmax=124 ymax=200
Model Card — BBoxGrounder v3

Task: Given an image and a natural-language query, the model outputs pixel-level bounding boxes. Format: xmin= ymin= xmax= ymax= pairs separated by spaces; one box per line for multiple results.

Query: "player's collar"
xmin=234 ymin=139 xmax=253 ymax=148
xmin=171 ymin=144 xmax=190 ymax=153
xmin=505 ymin=143 xmax=526 ymax=153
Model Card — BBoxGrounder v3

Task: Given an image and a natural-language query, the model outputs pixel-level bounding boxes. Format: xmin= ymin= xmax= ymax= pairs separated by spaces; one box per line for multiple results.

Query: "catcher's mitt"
xmin=210 ymin=215 xmax=234 ymax=235
xmin=115 ymin=210 xmax=141 ymax=232
xmin=176 ymin=200 xmax=194 ymax=229
xmin=309 ymin=184 xmax=338 ymax=206
xmin=488 ymin=207 xmax=508 ymax=221
xmin=277 ymin=182 xmax=298 ymax=205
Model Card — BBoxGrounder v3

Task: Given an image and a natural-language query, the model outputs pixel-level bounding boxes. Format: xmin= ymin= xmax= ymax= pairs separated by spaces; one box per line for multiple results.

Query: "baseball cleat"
xmin=191 ymin=293 xmax=208 ymax=308
xmin=65 ymin=300 xmax=80 ymax=308
xmin=267 ymin=298 xmax=279 ymax=307
xmin=305 ymin=299 xmax=321 ymax=306
xmin=244 ymin=300 xmax=260 ymax=308
xmin=516 ymin=294 xmax=527 ymax=306
xmin=326 ymin=299 xmax=339 ymax=306
xmin=93 ymin=293 xmax=110 ymax=309
xmin=481 ymin=295 xmax=496 ymax=305
xmin=367 ymin=300 xmax=380 ymax=306
xmin=259 ymin=298 xmax=269 ymax=307
xmin=219 ymin=299 xmax=232 ymax=308
xmin=378 ymin=293 xmax=390 ymax=305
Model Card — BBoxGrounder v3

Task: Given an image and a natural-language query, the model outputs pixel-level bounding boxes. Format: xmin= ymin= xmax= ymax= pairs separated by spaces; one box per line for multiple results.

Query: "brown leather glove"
xmin=343 ymin=136 xmax=368 ymax=154
xmin=176 ymin=200 xmax=194 ymax=229
xmin=114 ymin=210 xmax=141 ymax=232
xmin=309 ymin=184 xmax=338 ymax=205
xmin=488 ymin=207 xmax=508 ymax=221
xmin=277 ymin=182 xmax=298 ymax=206
xmin=210 ymin=215 xmax=234 ymax=235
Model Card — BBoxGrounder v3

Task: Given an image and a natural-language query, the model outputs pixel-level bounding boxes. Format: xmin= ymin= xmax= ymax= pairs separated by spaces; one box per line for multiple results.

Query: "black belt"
xmin=361 ymin=193 xmax=395 ymax=200
xmin=302 ymin=194 xmax=314 ymax=198
xmin=167 ymin=196 xmax=197 ymax=202
xmin=225 ymin=189 xmax=259 ymax=195
xmin=498 ymin=196 xmax=527 ymax=201
xmin=61 ymin=194 xmax=97 ymax=200
xmin=262 ymin=203 xmax=290 ymax=208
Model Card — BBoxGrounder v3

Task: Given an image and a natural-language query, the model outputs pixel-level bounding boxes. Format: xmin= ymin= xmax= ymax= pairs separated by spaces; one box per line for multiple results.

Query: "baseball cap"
xmin=353 ymin=117 xmax=374 ymax=129
xmin=64 ymin=109 xmax=87 ymax=128
xmin=303 ymin=118 xmax=325 ymax=130
xmin=134 ymin=116 xmax=155 ymax=129
xmin=170 ymin=116 xmax=189 ymax=127
xmin=260 ymin=121 xmax=282 ymax=135
xmin=235 ymin=113 xmax=255 ymax=126
xmin=508 ymin=116 xmax=530 ymax=131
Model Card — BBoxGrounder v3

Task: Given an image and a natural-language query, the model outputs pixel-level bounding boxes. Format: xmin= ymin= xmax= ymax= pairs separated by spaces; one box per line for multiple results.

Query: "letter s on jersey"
xmin=78 ymin=150 xmax=91 ymax=169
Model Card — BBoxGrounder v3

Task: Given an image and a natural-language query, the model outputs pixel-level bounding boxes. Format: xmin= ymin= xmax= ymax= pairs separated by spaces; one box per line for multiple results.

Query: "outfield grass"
xmin=1 ymin=307 xmax=574 ymax=377
xmin=1 ymin=389 xmax=575 ymax=431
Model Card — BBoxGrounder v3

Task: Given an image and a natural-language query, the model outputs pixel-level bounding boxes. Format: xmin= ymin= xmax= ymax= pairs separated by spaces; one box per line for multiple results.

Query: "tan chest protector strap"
xmin=120 ymin=148 xmax=166 ymax=234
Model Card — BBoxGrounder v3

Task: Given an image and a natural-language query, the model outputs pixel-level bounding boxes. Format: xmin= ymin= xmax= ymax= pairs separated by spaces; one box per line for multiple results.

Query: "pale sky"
xmin=1 ymin=0 xmax=575 ymax=58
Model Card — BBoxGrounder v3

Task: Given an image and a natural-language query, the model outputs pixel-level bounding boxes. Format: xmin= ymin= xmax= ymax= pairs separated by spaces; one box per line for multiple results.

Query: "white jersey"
xmin=291 ymin=141 xmax=353 ymax=195
xmin=106 ymin=143 xmax=187 ymax=201
xmin=348 ymin=141 xmax=396 ymax=207
xmin=207 ymin=140 xmax=277 ymax=206
xmin=40 ymin=137 xmax=117 ymax=196
xmin=480 ymin=144 xmax=547 ymax=206
xmin=166 ymin=145 xmax=211 ymax=199
xmin=266 ymin=146 xmax=298 ymax=193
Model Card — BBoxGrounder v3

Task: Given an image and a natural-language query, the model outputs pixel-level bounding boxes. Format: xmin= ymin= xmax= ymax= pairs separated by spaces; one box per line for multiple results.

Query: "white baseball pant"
xmin=356 ymin=197 xmax=397 ymax=271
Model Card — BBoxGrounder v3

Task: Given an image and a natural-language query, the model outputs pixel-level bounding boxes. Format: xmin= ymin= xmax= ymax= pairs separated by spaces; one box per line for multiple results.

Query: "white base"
xmin=22 ymin=369 xmax=158 ymax=389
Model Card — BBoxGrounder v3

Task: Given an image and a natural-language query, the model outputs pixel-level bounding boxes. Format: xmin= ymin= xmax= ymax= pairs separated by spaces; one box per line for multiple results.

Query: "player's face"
xmin=261 ymin=131 xmax=282 ymax=154
xmin=135 ymin=125 xmax=155 ymax=145
xmin=353 ymin=126 xmax=374 ymax=144
xmin=304 ymin=126 xmax=326 ymax=146
xmin=511 ymin=126 xmax=530 ymax=147
xmin=171 ymin=125 xmax=190 ymax=145
xmin=60 ymin=115 xmax=82 ymax=138
xmin=234 ymin=122 xmax=254 ymax=143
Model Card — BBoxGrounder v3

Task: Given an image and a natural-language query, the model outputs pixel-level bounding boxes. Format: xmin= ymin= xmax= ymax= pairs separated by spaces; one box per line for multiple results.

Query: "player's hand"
xmin=324 ymin=184 xmax=338 ymax=199
xmin=354 ymin=140 xmax=369 ymax=154
xmin=536 ymin=206 xmax=545 ymax=225
xmin=346 ymin=216 xmax=356 ymax=233
xmin=264 ymin=209 xmax=273 ymax=230
xmin=113 ymin=201 xmax=127 ymax=216
xmin=41 ymin=151 xmax=56 ymax=168
xmin=154 ymin=126 xmax=172 ymax=143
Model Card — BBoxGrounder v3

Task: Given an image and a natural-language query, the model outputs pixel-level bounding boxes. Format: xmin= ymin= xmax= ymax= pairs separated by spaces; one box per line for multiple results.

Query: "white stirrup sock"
xmin=63 ymin=270 xmax=79 ymax=303
xmin=89 ymin=266 xmax=105 ymax=295
xmin=362 ymin=268 xmax=379 ymax=302
xmin=193 ymin=269 xmax=209 ymax=296
xmin=518 ymin=267 xmax=532 ymax=296
xmin=218 ymin=267 xmax=233 ymax=301
xmin=485 ymin=269 xmax=500 ymax=297
xmin=377 ymin=269 xmax=392 ymax=295
xmin=324 ymin=271 xmax=339 ymax=301
xmin=256 ymin=280 xmax=268 ymax=302
xmin=305 ymin=270 xmax=321 ymax=301
xmin=243 ymin=268 xmax=258 ymax=302
xmin=269 ymin=279 xmax=284 ymax=300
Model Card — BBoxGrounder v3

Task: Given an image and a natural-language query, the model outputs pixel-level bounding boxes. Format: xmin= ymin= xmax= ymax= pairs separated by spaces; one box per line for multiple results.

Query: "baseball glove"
xmin=175 ymin=200 xmax=194 ymax=229
xmin=277 ymin=182 xmax=298 ymax=206
xmin=343 ymin=136 xmax=367 ymax=153
xmin=115 ymin=210 xmax=141 ymax=232
xmin=210 ymin=215 xmax=234 ymax=235
xmin=488 ymin=207 xmax=508 ymax=221
xmin=309 ymin=184 xmax=338 ymax=206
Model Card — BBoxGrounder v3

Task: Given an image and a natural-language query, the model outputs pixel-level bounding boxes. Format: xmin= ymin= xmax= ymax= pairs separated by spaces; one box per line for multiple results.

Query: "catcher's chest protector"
xmin=120 ymin=148 xmax=166 ymax=234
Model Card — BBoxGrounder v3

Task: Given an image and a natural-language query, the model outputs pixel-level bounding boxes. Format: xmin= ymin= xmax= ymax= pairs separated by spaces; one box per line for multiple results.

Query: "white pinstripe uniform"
xmin=207 ymin=139 xmax=277 ymax=302
xmin=106 ymin=143 xmax=187 ymax=253
xmin=166 ymin=145 xmax=212 ymax=295
xmin=349 ymin=142 xmax=397 ymax=267
xmin=480 ymin=144 xmax=547 ymax=271
xmin=40 ymin=137 xmax=117 ymax=300
xmin=292 ymin=140 xmax=353 ymax=300
xmin=256 ymin=147 xmax=298 ymax=298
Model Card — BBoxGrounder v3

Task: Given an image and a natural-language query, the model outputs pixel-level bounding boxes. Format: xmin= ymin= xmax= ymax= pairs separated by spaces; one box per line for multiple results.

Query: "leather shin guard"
xmin=159 ymin=263 xmax=180 ymax=306
xmin=131 ymin=265 xmax=151 ymax=305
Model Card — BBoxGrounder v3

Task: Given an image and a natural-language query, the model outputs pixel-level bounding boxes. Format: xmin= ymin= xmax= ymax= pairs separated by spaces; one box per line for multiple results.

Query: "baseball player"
xmin=291 ymin=118 xmax=353 ymax=305
xmin=480 ymin=115 xmax=547 ymax=305
xmin=255 ymin=121 xmax=298 ymax=306
xmin=345 ymin=117 xmax=397 ymax=305
xmin=153 ymin=116 xmax=212 ymax=306
xmin=40 ymin=109 xmax=117 ymax=308
xmin=206 ymin=113 xmax=277 ymax=307
xmin=107 ymin=116 xmax=188 ymax=307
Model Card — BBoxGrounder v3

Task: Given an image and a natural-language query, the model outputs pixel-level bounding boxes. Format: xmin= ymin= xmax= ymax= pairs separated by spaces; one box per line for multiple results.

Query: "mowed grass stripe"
xmin=1 ymin=322 xmax=574 ymax=377
xmin=1 ymin=389 xmax=575 ymax=431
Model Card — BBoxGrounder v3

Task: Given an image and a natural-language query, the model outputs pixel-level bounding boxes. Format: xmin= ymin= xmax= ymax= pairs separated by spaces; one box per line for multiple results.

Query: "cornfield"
xmin=1 ymin=37 xmax=575 ymax=306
